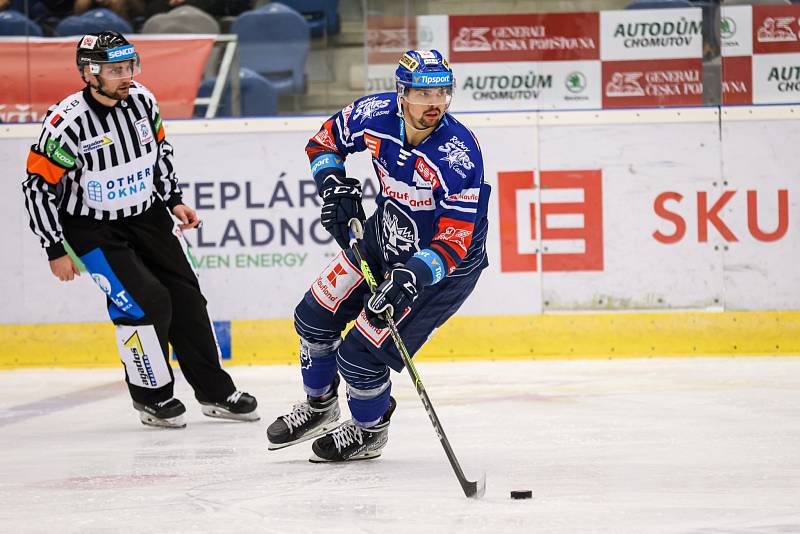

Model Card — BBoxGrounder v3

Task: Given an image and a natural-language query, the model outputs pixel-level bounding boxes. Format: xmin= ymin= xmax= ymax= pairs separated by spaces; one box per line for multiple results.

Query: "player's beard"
xmin=414 ymin=106 xmax=443 ymax=130
xmin=110 ymin=82 xmax=131 ymax=100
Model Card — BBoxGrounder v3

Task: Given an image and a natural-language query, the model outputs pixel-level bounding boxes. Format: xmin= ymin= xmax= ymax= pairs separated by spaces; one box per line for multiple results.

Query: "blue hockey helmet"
xmin=395 ymin=49 xmax=454 ymax=106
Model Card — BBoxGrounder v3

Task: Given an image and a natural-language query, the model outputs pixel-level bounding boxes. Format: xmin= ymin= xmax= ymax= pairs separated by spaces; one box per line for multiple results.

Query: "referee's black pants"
xmin=62 ymin=200 xmax=236 ymax=406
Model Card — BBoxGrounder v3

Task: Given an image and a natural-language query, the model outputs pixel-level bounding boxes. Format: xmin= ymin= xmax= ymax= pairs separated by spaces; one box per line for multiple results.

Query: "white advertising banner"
xmin=366 ymin=63 xmax=397 ymax=95
xmin=534 ymin=119 xmax=725 ymax=310
xmin=449 ymin=61 xmax=602 ymax=112
xmin=752 ymin=52 xmax=800 ymax=103
xmin=600 ymin=8 xmax=703 ymax=61
xmin=2 ymin=108 xmax=799 ymax=325
xmin=720 ymin=117 xmax=800 ymax=310
xmin=721 ymin=5 xmax=753 ymax=57
xmin=416 ymin=15 xmax=449 ymax=54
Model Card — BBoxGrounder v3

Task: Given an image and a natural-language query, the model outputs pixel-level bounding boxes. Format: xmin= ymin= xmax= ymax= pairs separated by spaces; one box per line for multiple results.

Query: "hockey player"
xmin=267 ymin=50 xmax=490 ymax=462
xmin=21 ymin=31 xmax=258 ymax=428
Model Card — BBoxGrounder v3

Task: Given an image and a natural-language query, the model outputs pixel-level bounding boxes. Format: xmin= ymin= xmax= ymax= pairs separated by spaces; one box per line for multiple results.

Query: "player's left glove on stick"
xmin=320 ymin=175 xmax=366 ymax=250
xmin=365 ymin=267 xmax=420 ymax=329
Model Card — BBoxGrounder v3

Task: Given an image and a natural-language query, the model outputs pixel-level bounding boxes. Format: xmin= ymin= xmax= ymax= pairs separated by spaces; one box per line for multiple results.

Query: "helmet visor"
xmin=89 ymin=57 xmax=141 ymax=80
xmin=401 ymin=85 xmax=453 ymax=106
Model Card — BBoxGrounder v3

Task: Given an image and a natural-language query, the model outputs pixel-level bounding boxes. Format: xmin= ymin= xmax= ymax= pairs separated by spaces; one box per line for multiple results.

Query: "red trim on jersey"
xmin=306 ymin=119 xmax=344 ymax=162
xmin=434 ymin=217 xmax=475 ymax=259
xmin=430 ymin=242 xmax=457 ymax=273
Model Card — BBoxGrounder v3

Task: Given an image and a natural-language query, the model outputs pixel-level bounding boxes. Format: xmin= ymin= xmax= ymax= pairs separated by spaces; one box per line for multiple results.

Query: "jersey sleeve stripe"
xmin=430 ymin=242 xmax=457 ymax=272
xmin=439 ymin=200 xmax=478 ymax=214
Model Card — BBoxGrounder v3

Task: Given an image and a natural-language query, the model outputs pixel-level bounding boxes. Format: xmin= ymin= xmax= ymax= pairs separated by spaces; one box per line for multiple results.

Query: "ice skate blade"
xmin=308 ymin=450 xmax=382 ymax=463
xmin=200 ymin=405 xmax=260 ymax=422
xmin=267 ymin=419 xmax=340 ymax=451
xmin=139 ymin=412 xmax=186 ymax=429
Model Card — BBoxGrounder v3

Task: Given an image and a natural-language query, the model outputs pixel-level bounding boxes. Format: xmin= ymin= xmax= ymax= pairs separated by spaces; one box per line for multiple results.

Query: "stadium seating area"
xmin=1 ymin=0 xmax=785 ymax=117
xmin=0 ymin=0 xmax=355 ymax=116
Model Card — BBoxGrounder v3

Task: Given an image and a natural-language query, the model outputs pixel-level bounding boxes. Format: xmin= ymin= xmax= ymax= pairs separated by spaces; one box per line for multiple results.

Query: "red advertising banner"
xmin=449 ymin=13 xmax=600 ymax=63
xmin=0 ymin=36 xmax=214 ymax=123
xmin=366 ymin=16 xmax=417 ymax=65
xmin=722 ymin=56 xmax=753 ymax=104
xmin=752 ymin=4 xmax=800 ymax=55
xmin=602 ymin=58 xmax=704 ymax=108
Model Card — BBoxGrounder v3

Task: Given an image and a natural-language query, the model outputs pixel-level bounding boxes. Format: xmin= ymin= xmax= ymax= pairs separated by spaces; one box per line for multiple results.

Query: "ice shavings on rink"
xmin=1 ymin=358 xmax=799 ymax=534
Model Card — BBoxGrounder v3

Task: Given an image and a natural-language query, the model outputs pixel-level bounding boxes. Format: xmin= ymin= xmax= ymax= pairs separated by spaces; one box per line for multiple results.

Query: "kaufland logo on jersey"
xmin=311 ymin=252 xmax=363 ymax=313
xmin=326 ymin=263 xmax=347 ymax=287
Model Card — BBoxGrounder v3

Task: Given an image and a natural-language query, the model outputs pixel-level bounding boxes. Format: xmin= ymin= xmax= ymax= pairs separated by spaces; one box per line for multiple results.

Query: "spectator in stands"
xmin=39 ymin=0 xmax=75 ymax=17
xmin=146 ymin=0 xmax=251 ymax=18
xmin=73 ymin=0 xmax=146 ymax=23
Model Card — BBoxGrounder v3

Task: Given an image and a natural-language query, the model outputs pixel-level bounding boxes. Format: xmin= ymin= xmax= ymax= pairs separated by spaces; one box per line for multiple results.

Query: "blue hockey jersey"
xmin=306 ymin=92 xmax=490 ymax=282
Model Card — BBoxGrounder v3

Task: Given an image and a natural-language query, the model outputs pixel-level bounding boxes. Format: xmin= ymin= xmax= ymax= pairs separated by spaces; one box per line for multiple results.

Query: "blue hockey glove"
xmin=365 ymin=267 xmax=420 ymax=329
xmin=320 ymin=175 xmax=365 ymax=250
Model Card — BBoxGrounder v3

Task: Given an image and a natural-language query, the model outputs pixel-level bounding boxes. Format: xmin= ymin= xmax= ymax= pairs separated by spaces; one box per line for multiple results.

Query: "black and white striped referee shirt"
xmin=22 ymin=82 xmax=183 ymax=260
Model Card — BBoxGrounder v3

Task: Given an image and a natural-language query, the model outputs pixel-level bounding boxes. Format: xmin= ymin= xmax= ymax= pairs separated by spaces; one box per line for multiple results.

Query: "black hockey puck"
xmin=510 ymin=490 xmax=533 ymax=500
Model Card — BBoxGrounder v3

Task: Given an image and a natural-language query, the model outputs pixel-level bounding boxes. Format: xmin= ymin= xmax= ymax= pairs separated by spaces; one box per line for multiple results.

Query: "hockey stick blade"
xmin=465 ymin=472 xmax=487 ymax=499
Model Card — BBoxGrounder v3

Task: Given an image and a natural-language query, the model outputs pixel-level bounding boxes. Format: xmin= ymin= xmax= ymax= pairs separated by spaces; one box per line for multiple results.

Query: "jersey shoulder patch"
xmin=44 ymin=90 xmax=87 ymax=134
xmin=350 ymin=92 xmax=396 ymax=125
xmin=433 ymin=124 xmax=480 ymax=181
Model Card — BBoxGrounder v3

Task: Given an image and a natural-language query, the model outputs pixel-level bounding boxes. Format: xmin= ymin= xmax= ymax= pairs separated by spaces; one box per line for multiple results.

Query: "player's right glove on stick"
xmin=365 ymin=267 xmax=420 ymax=329
xmin=320 ymin=175 xmax=365 ymax=250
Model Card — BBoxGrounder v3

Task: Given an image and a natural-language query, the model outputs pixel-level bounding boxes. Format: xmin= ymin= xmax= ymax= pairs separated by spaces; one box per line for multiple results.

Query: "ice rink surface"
xmin=1 ymin=357 xmax=799 ymax=534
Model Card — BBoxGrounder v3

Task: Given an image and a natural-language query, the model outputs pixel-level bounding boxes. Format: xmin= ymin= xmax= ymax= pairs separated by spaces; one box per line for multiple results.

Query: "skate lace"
xmin=331 ymin=421 xmax=363 ymax=451
xmin=281 ymin=402 xmax=313 ymax=431
xmin=227 ymin=391 xmax=243 ymax=404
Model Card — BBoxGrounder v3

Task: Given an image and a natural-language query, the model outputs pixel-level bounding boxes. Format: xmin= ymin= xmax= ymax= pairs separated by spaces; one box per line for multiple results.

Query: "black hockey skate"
xmin=133 ymin=398 xmax=186 ymax=429
xmin=267 ymin=375 xmax=341 ymax=450
xmin=198 ymin=391 xmax=260 ymax=422
xmin=309 ymin=396 xmax=396 ymax=463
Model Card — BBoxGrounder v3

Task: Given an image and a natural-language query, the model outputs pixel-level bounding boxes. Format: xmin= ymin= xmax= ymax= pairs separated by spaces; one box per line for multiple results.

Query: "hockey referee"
xmin=21 ymin=31 xmax=258 ymax=428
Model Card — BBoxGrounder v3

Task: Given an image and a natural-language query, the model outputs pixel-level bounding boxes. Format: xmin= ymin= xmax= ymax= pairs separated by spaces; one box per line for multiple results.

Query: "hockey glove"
xmin=320 ymin=175 xmax=366 ymax=250
xmin=365 ymin=267 xmax=420 ymax=329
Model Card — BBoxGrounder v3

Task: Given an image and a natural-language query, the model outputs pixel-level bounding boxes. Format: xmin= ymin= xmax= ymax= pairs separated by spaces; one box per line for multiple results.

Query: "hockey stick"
xmin=348 ymin=218 xmax=486 ymax=499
